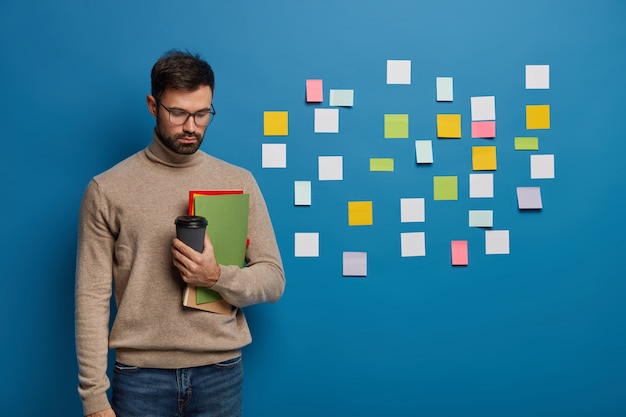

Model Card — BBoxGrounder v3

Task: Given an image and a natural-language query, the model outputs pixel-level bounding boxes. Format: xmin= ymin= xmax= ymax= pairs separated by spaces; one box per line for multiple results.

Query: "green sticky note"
xmin=434 ymin=176 xmax=458 ymax=200
xmin=384 ymin=114 xmax=409 ymax=138
xmin=515 ymin=137 xmax=539 ymax=150
xmin=370 ymin=158 xmax=394 ymax=172
xmin=469 ymin=210 xmax=493 ymax=227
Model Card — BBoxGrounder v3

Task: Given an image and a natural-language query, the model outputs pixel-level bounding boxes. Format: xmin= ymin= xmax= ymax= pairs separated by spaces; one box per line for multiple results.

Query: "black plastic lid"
xmin=175 ymin=215 xmax=208 ymax=228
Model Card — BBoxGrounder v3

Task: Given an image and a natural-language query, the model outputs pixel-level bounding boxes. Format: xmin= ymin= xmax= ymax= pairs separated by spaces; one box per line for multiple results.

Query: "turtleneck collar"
xmin=145 ymin=130 xmax=204 ymax=168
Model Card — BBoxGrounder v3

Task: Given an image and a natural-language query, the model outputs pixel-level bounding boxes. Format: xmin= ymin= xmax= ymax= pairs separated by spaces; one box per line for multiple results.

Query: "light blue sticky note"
xmin=329 ymin=89 xmax=354 ymax=107
xmin=294 ymin=181 xmax=311 ymax=206
xmin=436 ymin=77 xmax=453 ymax=102
xmin=415 ymin=140 xmax=433 ymax=164
xmin=469 ymin=210 xmax=493 ymax=227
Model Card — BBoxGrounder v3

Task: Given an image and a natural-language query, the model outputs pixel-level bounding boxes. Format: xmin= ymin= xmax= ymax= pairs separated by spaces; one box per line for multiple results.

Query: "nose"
xmin=183 ymin=115 xmax=196 ymax=133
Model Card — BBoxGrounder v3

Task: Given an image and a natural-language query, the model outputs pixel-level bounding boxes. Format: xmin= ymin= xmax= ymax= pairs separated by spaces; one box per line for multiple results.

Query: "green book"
xmin=193 ymin=193 xmax=249 ymax=304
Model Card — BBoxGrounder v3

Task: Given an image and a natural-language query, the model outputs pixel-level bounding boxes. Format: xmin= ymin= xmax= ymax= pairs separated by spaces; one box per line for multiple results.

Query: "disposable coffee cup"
xmin=175 ymin=215 xmax=207 ymax=253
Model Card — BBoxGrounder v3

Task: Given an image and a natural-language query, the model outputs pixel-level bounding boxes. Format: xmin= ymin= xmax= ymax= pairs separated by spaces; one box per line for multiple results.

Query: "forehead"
xmin=160 ymin=85 xmax=213 ymax=109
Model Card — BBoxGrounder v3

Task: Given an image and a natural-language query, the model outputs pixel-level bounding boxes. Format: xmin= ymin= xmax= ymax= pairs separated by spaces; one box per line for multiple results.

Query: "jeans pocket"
xmin=213 ymin=356 xmax=242 ymax=368
xmin=114 ymin=362 xmax=139 ymax=374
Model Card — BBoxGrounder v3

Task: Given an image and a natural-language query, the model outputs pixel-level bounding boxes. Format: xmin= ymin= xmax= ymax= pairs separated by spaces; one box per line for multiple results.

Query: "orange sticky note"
xmin=526 ymin=105 xmax=550 ymax=129
xmin=451 ymin=240 xmax=468 ymax=266
xmin=264 ymin=111 xmax=288 ymax=136
xmin=472 ymin=146 xmax=497 ymax=170
xmin=437 ymin=114 xmax=461 ymax=138
xmin=306 ymin=79 xmax=323 ymax=103
xmin=348 ymin=201 xmax=373 ymax=226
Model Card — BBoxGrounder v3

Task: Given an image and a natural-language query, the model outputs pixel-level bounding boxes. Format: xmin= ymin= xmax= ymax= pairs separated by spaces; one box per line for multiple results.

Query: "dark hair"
xmin=150 ymin=50 xmax=215 ymax=99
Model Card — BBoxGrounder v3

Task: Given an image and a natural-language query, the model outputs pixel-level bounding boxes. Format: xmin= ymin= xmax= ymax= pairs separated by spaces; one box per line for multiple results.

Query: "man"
xmin=75 ymin=50 xmax=285 ymax=417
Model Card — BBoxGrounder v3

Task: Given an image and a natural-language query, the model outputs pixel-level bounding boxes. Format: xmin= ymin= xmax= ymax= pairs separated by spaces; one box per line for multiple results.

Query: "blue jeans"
xmin=111 ymin=357 xmax=243 ymax=417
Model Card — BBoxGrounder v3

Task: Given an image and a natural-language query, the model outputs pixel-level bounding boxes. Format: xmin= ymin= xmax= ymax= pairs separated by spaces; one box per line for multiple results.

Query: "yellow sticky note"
xmin=264 ymin=111 xmax=288 ymax=136
xmin=472 ymin=146 xmax=497 ymax=170
xmin=433 ymin=176 xmax=458 ymax=200
xmin=437 ymin=114 xmax=461 ymax=138
xmin=348 ymin=201 xmax=373 ymax=226
xmin=370 ymin=158 xmax=394 ymax=172
xmin=526 ymin=105 xmax=550 ymax=129
xmin=384 ymin=114 xmax=409 ymax=138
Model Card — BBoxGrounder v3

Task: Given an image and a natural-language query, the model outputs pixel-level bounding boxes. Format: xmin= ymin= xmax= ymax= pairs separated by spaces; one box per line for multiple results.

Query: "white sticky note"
xmin=485 ymin=230 xmax=510 ymax=255
xmin=294 ymin=181 xmax=311 ymax=206
xmin=400 ymin=198 xmax=425 ymax=223
xmin=261 ymin=143 xmax=286 ymax=168
xmin=343 ymin=252 xmax=367 ymax=277
xmin=469 ymin=210 xmax=493 ymax=228
xmin=295 ymin=232 xmax=319 ymax=257
xmin=318 ymin=156 xmax=343 ymax=181
xmin=387 ymin=60 xmax=411 ymax=85
xmin=415 ymin=140 xmax=434 ymax=164
xmin=526 ymin=65 xmax=550 ymax=89
xmin=517 ymin=187 xmax=543 ymax=209
xmin=471 ymin=96 xmax=496 ymax=121
xmin=530 ymin=154 xmax=555 ymax=179
xmin=469 ymin=173 xmax=494 ymax=198
xmin=436 ymin=77 xmax=453 ymax=101
xmin=329 ymin=89 xmax=354 ymax=107
xmin=401 ymin=232 xmax=426 ymax=257
xmin=314 ymin=108 xmax=339 ymax=133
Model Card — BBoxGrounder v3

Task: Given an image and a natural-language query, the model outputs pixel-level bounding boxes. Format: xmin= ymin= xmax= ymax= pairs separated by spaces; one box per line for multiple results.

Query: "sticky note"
xmin=329 ymin=89 xmax=354 ymax=107
xmin=294 ymin=181 xmax=311 ymax=206
xmin=469 ymin=173 xmax=494 ymax=198
xmin=314 ymin=108 xmax=339 ymax=133
xmin=472 ymin=121 xmax=496 ymax=138
xmin=294 ymin=232 xmax=319 ymax=257
xmin=485 ymin=230 xmax=510 ymax=255
xmin=370 ymin=158 xmax=394 ymax=172
xmin=306 ymin=79 xmax=323 ymax=103
xmin=517 ymin=187 xmax=543 ymax=209
xmin=400 ymin=198 xmax=425 ymax=223
xmin=415 ymin=140 xmax=434 ymax=164
xmin=436 ymin=77 xmax=453 ymax=101
xmin=471 ymin=96 xmax=496 ymax=121
xmin=530 ymin=154 xmax=555 ymax=179
xmin=318 ymin=156 xmax=343 ymax=181
xmin=387 ymin=59 xmax=411 ymax=84
xmin=434 ymin=176 xmax=458 ymax=200
xmin=451 ymin=240 xmax=469 ymax=266
xmin=515 ymin=137 xmax=539 ymax=150
xmin=401 ymin=232 xmax=426 ymax=257
xmin=384 ymin=114 xmax=409 ymax=138
xmin=261 ymin=143 xmax=286 ymax=168
xmin=437 ymin=114 xmax=461 ymax=138
xmin=343 ymin=252 xmax=367 ymax=277
xmin=263 ymin=111 xmax=288 ymax=136
xmin=526 ymin=105 xmax=550 ymax=129
xmin=348 ymin=201 xmax=373 ymax=226
xmin=472 ymin=146 xmax=497 ymax=171
xmin=526 ymin=65 xmax=550 ymax=89
xmin=469 ymin=210 xmax=493 ymax=228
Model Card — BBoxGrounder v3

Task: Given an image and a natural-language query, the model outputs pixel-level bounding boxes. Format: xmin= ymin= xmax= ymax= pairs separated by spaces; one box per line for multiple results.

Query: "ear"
xmin=146 ymin=94 xmax=157 ymax=116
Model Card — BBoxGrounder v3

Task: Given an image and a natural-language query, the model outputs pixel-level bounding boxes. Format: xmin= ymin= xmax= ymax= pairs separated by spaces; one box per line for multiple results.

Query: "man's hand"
xmin=86 ymin=407 xmax=116 ymax=417
xmin=172 ymin=232 xmax=221 ymax=287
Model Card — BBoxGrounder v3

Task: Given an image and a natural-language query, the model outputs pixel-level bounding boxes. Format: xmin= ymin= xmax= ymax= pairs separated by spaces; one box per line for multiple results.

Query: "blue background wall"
xmin=1 ymin=1 xmax=625 ymax=415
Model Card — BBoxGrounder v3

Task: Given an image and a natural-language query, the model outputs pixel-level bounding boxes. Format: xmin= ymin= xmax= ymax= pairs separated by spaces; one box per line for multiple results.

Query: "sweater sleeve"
xmin=75 ymin=179 xmax=115 ymax=415
xmin=211 ymin=174 xmax=285 ymax=307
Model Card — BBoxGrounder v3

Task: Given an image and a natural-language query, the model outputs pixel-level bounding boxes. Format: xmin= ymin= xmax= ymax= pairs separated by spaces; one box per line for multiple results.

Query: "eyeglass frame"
xmin=155 ymin=98 xmax=216 ymax=126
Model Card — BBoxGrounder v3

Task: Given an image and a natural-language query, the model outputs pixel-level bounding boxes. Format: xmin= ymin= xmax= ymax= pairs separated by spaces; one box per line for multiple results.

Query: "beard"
xmin=155 ymin=118 xmax=204 ymax=155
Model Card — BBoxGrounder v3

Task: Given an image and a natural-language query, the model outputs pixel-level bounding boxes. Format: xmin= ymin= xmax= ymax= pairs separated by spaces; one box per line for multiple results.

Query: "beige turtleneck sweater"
xmin=75 ymin=134 xmax=285 ymax=415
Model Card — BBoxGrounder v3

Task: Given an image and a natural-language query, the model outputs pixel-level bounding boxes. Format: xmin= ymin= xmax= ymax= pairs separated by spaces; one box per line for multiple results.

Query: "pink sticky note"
xmin=472 ymin=121 xmax=496 ymax=138
xmin=306 ymin=79 xmax=323 ymax=103
xmin=451 ymin=240 xmax=469 ymax=266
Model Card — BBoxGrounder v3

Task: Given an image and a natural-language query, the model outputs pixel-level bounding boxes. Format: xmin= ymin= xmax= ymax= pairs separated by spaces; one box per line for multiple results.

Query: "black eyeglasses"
xmin=156 ymin=99 xmax=216 ymax=126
